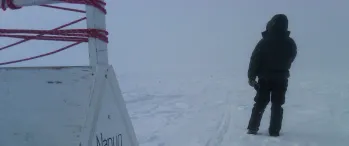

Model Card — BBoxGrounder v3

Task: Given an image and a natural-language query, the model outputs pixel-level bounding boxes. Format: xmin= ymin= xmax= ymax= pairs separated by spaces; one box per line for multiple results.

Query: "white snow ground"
xmin=119 ymin=70 xmax=349 ymax=146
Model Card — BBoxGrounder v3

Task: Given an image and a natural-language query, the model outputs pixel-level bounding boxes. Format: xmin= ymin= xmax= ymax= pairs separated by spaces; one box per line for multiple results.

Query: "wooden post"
xmin=86 ymin=1 xmax=109 ymax=71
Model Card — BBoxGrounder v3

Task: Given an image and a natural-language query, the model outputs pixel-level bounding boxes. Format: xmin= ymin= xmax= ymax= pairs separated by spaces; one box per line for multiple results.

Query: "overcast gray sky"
xmin=1 ymin=0 xmax=349 ymax=77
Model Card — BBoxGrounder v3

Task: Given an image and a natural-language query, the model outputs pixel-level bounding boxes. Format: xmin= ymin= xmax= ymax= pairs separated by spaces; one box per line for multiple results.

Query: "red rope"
xmin=0 ymin=0 xmax=108 ymax=66
xmin=2 ymin=0 xmax=106 ymax=13
xmin=40 ymin=4 xmax=86 ymax=13
xmin=0 ymin=42 xmax=82 ymax=65
xmin=0 ymin=17 xmax=86 ymax=51
xmin=0 ymin=29 xmax=108 ymax=42
xmin=2 ymin=0 xmax=21 ymax=10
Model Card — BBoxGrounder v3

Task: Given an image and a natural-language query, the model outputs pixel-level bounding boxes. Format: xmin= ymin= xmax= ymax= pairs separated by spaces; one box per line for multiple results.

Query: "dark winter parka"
xmin=248 ymin=14 xmax=297 ymax=81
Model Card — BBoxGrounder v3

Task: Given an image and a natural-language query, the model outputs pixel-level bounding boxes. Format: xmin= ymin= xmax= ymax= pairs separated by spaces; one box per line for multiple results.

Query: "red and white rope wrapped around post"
xmin=0 ymin=0 xmax=108 ymax=66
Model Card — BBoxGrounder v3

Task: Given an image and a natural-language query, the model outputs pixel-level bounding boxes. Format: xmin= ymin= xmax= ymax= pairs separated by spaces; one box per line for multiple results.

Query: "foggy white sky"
xmin=1 ymin=0 xmax=349 ymax=78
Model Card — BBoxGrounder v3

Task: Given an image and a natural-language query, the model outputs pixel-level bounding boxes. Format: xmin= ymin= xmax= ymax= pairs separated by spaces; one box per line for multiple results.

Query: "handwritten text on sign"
xmin=96 ymin=133 xmax=122 ymax=146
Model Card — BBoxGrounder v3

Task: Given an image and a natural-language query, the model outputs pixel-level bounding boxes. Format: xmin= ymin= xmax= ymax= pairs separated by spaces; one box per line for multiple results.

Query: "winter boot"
xmin=247 ymin=129 xmax=258 ymax=135
xmin=269 ymin=131 xmax=280 ymax=137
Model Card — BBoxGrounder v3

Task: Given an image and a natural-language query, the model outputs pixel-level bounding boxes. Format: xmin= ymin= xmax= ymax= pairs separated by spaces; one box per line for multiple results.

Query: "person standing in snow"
xmin=246 ymin=14 xmax=297 ymax=136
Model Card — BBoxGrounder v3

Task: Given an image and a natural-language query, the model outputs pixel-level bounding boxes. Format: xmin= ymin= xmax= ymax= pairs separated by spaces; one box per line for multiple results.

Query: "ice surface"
xmin=120 ymin=70 xmax=349 ymax=146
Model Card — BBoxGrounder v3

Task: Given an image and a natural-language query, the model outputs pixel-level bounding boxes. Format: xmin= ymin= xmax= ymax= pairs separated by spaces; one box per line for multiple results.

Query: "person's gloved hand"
xmin=248 ymin=78 xmax=259 ymax=90
xmin=248 ymin=78 xmax=257 ymax=87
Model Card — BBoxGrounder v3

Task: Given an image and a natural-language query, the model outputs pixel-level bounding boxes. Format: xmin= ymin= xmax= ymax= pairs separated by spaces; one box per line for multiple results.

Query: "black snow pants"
xmin=247 ymin=77 xmax=288 ymax=134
